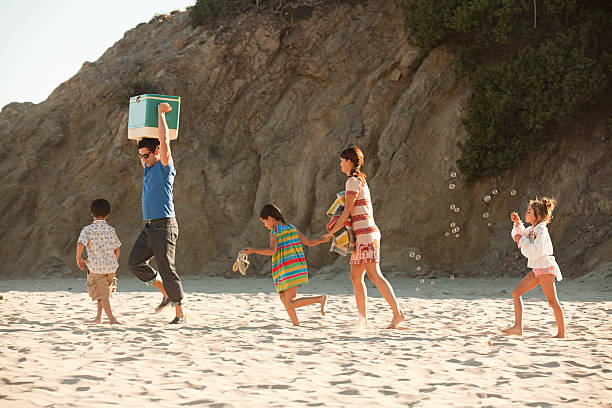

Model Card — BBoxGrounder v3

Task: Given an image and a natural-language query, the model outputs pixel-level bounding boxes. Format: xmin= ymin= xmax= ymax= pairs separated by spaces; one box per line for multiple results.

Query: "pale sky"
xmin=0 ymin=0 xmax=194 ymax=109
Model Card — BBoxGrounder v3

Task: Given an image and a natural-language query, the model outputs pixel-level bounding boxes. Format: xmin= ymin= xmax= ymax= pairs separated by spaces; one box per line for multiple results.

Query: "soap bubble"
xmin=455 ymin=234 xmax=460 ymax=238
xmin=451 ymin=227 xmax=458 ymax=233
xmin=448 ymin=183 xmax=456 ymax=190
xmin=450 ymin=204 xmax=456 ymax=210
xmin=415 ymin=254 xmax=422 ymax=261
xmin=487 ymin=222 xmax=492 ymax=227
xmin=450 ymin=274 xmax=455 ymax=280
xmin=444 ymin=232 xmax=450 ymax=237
xmin=450 ymin=172 xmax=457 ymax=178
xmin=409 ymin=252 xmax=415 ymax=258
xmin=510 ymin=189 xmax=517 ymax=196
xmin=430 ymin=281 xmax=435 ymax=286
xmin=450 ymin=222 xmax=456 ymax=227
xmin=492 ymin=188 xmax=498 ymax=195
xmin=420 ymin=279 xmax=424 ymax=284
xmin=483 ymin=212 xmax=489 ymax=218
xmin=454 ymin=207 xmax=460 ymax=213
xmin=416 ymin=287 xmax=420 ymax=292
xmin=483 ymin=195 xmax=491 ymax=202
xmin=417 ymin=266 xmax=422 ymax=271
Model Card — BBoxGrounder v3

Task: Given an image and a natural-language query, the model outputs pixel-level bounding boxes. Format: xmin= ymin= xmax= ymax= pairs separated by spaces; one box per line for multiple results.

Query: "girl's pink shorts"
xmin=533 ymin=266 xmax=556 ymax=277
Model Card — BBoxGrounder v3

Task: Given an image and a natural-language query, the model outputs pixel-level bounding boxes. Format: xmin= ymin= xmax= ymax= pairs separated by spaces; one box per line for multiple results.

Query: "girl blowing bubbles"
xmin=243 ymin=204 xmax=328 ymax=326
xmin=503 ymin=197 xmax=565 ymax=338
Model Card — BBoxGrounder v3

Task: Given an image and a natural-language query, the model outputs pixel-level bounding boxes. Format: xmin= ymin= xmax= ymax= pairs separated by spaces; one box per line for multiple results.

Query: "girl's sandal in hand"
xmin=232 ymin=252 xmax=250 ymax=276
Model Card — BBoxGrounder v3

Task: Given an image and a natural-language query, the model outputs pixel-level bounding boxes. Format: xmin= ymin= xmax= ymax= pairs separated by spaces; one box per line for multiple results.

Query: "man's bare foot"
xmin=109 ymin=319 xmax=121 ymax=325
xmin=554 ymin=333 xmax=565 ymax=339
xmin=501 ymin=326 xmax=522 ymax=336
xmin=320 ymin=295 xmax=327 ymax=316
xmin=292 ymin=321 xmax=300 ymax=326
xmin=388 ymin=311 xmax=406 ymax=329
xmin=356 ymin=316 xmax=367 ymax=328
xmin=91 ymin=318 xmax=102 ymax=323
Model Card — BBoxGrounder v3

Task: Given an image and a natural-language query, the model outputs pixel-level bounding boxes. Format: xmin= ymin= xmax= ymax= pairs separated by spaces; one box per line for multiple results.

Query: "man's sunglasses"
xmin=138 ymin=152 xmax=153 ymax=159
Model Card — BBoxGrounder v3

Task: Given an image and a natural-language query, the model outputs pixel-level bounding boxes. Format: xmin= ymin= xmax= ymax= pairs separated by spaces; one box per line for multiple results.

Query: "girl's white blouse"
xmin=511 ymin=221 xmax=562 ymax=281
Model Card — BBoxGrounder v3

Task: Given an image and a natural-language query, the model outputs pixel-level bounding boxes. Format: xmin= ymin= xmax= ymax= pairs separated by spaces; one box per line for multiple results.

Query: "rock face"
xmin=1 ymin=1 xmax=610 ymax=279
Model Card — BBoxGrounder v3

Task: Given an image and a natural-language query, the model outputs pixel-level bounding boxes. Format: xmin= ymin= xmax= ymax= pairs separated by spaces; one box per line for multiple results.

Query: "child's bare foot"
xmin=320 ymin=295 xmax=327 ymax=316
xmin=554 ymin=333 xmax=565 ymax=339
xmin=91 ymin=318 xmax=102 ymax=323
xmin=292 ymin=321 xmax=300 ymax=327
xmin=388 ymin=311 xmax=406 ymax=329
xmin=356 ymin=316 xmax=367 ymax=328
xmin=109 ymin=319 xmax=121 ymax=325
xmin=501 ymin=325 xmax=522 ymax=336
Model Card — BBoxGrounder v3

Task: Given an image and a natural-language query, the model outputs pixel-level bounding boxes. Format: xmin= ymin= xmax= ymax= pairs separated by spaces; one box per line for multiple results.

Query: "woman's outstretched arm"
xmin=297 ymin=229 xmax=325 ymax=247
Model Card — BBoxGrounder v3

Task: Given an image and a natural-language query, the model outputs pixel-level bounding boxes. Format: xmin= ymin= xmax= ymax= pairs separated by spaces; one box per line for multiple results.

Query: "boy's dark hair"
xmin=260 ymin=204 xmax=286 ymax=223
xmin=137 ymin=137 xmax=160 ymax=152
xmin=90 ymin=199 xmax=111 ymax=218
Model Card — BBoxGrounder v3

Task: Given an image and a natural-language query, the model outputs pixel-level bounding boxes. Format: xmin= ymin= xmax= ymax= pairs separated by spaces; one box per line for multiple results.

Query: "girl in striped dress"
xmin=324 ymin=146 xmax=405 ymax=329
xmin=243 ymin=204 xmax=328 ymax=326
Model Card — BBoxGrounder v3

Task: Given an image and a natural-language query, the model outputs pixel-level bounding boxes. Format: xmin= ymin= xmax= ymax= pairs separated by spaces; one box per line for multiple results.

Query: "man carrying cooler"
xmin=128 ymin=102 xmax=185 ymax=324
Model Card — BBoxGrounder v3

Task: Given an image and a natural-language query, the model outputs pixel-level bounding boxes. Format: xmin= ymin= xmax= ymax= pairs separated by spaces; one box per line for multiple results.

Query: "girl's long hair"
xmin=341 ymin=146 xmax=366 ymax=185
xmin=530 ymin=197 xmax=556 ymax=224
xmin=260 ymin=204 xmax=286 ymax=223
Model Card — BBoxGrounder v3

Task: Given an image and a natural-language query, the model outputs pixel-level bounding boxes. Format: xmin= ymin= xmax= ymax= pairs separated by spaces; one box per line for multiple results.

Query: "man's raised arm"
xmin=158 ymin=102 xmax=172 ymax=166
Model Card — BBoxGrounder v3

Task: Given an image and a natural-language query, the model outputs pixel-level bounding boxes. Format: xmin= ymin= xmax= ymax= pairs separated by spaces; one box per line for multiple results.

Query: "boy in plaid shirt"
xmin=76 ymin=199 xmax=121 ymax=324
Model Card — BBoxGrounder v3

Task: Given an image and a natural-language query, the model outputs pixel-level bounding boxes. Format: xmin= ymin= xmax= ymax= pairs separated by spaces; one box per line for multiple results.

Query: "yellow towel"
xmin=326 ymin=191 xmax=346 ymax=217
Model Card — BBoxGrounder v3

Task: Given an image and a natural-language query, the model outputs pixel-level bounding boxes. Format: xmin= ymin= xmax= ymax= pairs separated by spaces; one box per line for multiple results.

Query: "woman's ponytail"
xmin=341 ymin=146 xmax=367 ymax=185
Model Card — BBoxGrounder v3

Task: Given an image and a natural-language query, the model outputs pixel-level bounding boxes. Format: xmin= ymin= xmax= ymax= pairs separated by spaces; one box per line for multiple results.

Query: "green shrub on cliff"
xmin=117 ymin=74 xmax=159 ymax=106
xmin=459 ymin=23 xmax=610 ymax=175
xmin=188 ymin=0 xmax=334 ymax=28
xmin=403 ymin=0 xmax=612 ymax=177
xmin=189 ymin=0 xmax=221 ymax=27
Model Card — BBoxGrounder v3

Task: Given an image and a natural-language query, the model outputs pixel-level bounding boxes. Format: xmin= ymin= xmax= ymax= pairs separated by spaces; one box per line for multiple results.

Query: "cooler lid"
xmin=129 ymin=94 xmax=181 ymax=102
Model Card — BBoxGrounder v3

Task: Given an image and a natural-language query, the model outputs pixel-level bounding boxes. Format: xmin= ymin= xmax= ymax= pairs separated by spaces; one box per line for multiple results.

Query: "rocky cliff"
xmin=1 ymin=1 xmax=610 ymax=279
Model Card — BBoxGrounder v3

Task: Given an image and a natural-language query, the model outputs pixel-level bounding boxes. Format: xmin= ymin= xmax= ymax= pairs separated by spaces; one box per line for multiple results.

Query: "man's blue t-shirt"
xmin=142 ymin=158 xmax=176 ymax=220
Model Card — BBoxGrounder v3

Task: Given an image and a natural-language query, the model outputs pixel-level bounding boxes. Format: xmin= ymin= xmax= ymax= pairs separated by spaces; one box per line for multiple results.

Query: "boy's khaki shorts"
xmin=87 ymin=272 xmax=117 ymax=301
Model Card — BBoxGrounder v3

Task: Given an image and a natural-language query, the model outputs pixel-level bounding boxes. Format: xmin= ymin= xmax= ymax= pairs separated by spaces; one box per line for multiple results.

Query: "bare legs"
xmin=350 ymin=263 xmax=404 ymax=328
xmin=502 ymin=271 xmax=565 ymax=338
xmin=153 ymin=280 xmax=184 ymax=319
xmin=92 ymin=297 xmax=120 ymax=324
xmin=350 ymin=264 xmax=368 ymax=322
xmin=502 ymin=271 xmax=538 ymax=335
xmin=279 ymin=286 xmax=327 ymax=326
xmin=539 ymin=275 xmax=565 ymax=338
xmin=92 ymin=300 xmax=103 ymax=323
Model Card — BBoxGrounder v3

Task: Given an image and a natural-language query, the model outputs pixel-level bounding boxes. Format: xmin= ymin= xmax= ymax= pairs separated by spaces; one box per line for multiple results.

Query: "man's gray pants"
xmin=128 ymin=217 xmax=184 ymax=305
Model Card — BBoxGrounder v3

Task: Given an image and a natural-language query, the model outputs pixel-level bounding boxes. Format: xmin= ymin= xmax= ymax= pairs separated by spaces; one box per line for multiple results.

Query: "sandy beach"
xmin=1 ymin=271 xmax=611 ymax=407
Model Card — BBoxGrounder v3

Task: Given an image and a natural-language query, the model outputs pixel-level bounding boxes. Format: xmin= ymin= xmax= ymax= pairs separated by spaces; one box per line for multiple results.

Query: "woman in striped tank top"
xmin=243 ymin=204 xmax=328 ymax=326
xmin=324 ymin=147 xmax=405 ymax=329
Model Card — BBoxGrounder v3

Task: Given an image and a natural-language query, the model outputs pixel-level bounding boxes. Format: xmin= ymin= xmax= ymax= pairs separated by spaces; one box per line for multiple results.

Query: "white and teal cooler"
xmin=128 ymin=94 xmax=181 ymax=140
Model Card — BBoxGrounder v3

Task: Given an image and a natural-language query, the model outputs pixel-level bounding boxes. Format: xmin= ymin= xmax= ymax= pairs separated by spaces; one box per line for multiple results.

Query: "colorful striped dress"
xmin=345 ymin=176 xmax=381 ymax=264
xmin=271 ymin=224 xmax=309 ymax=292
